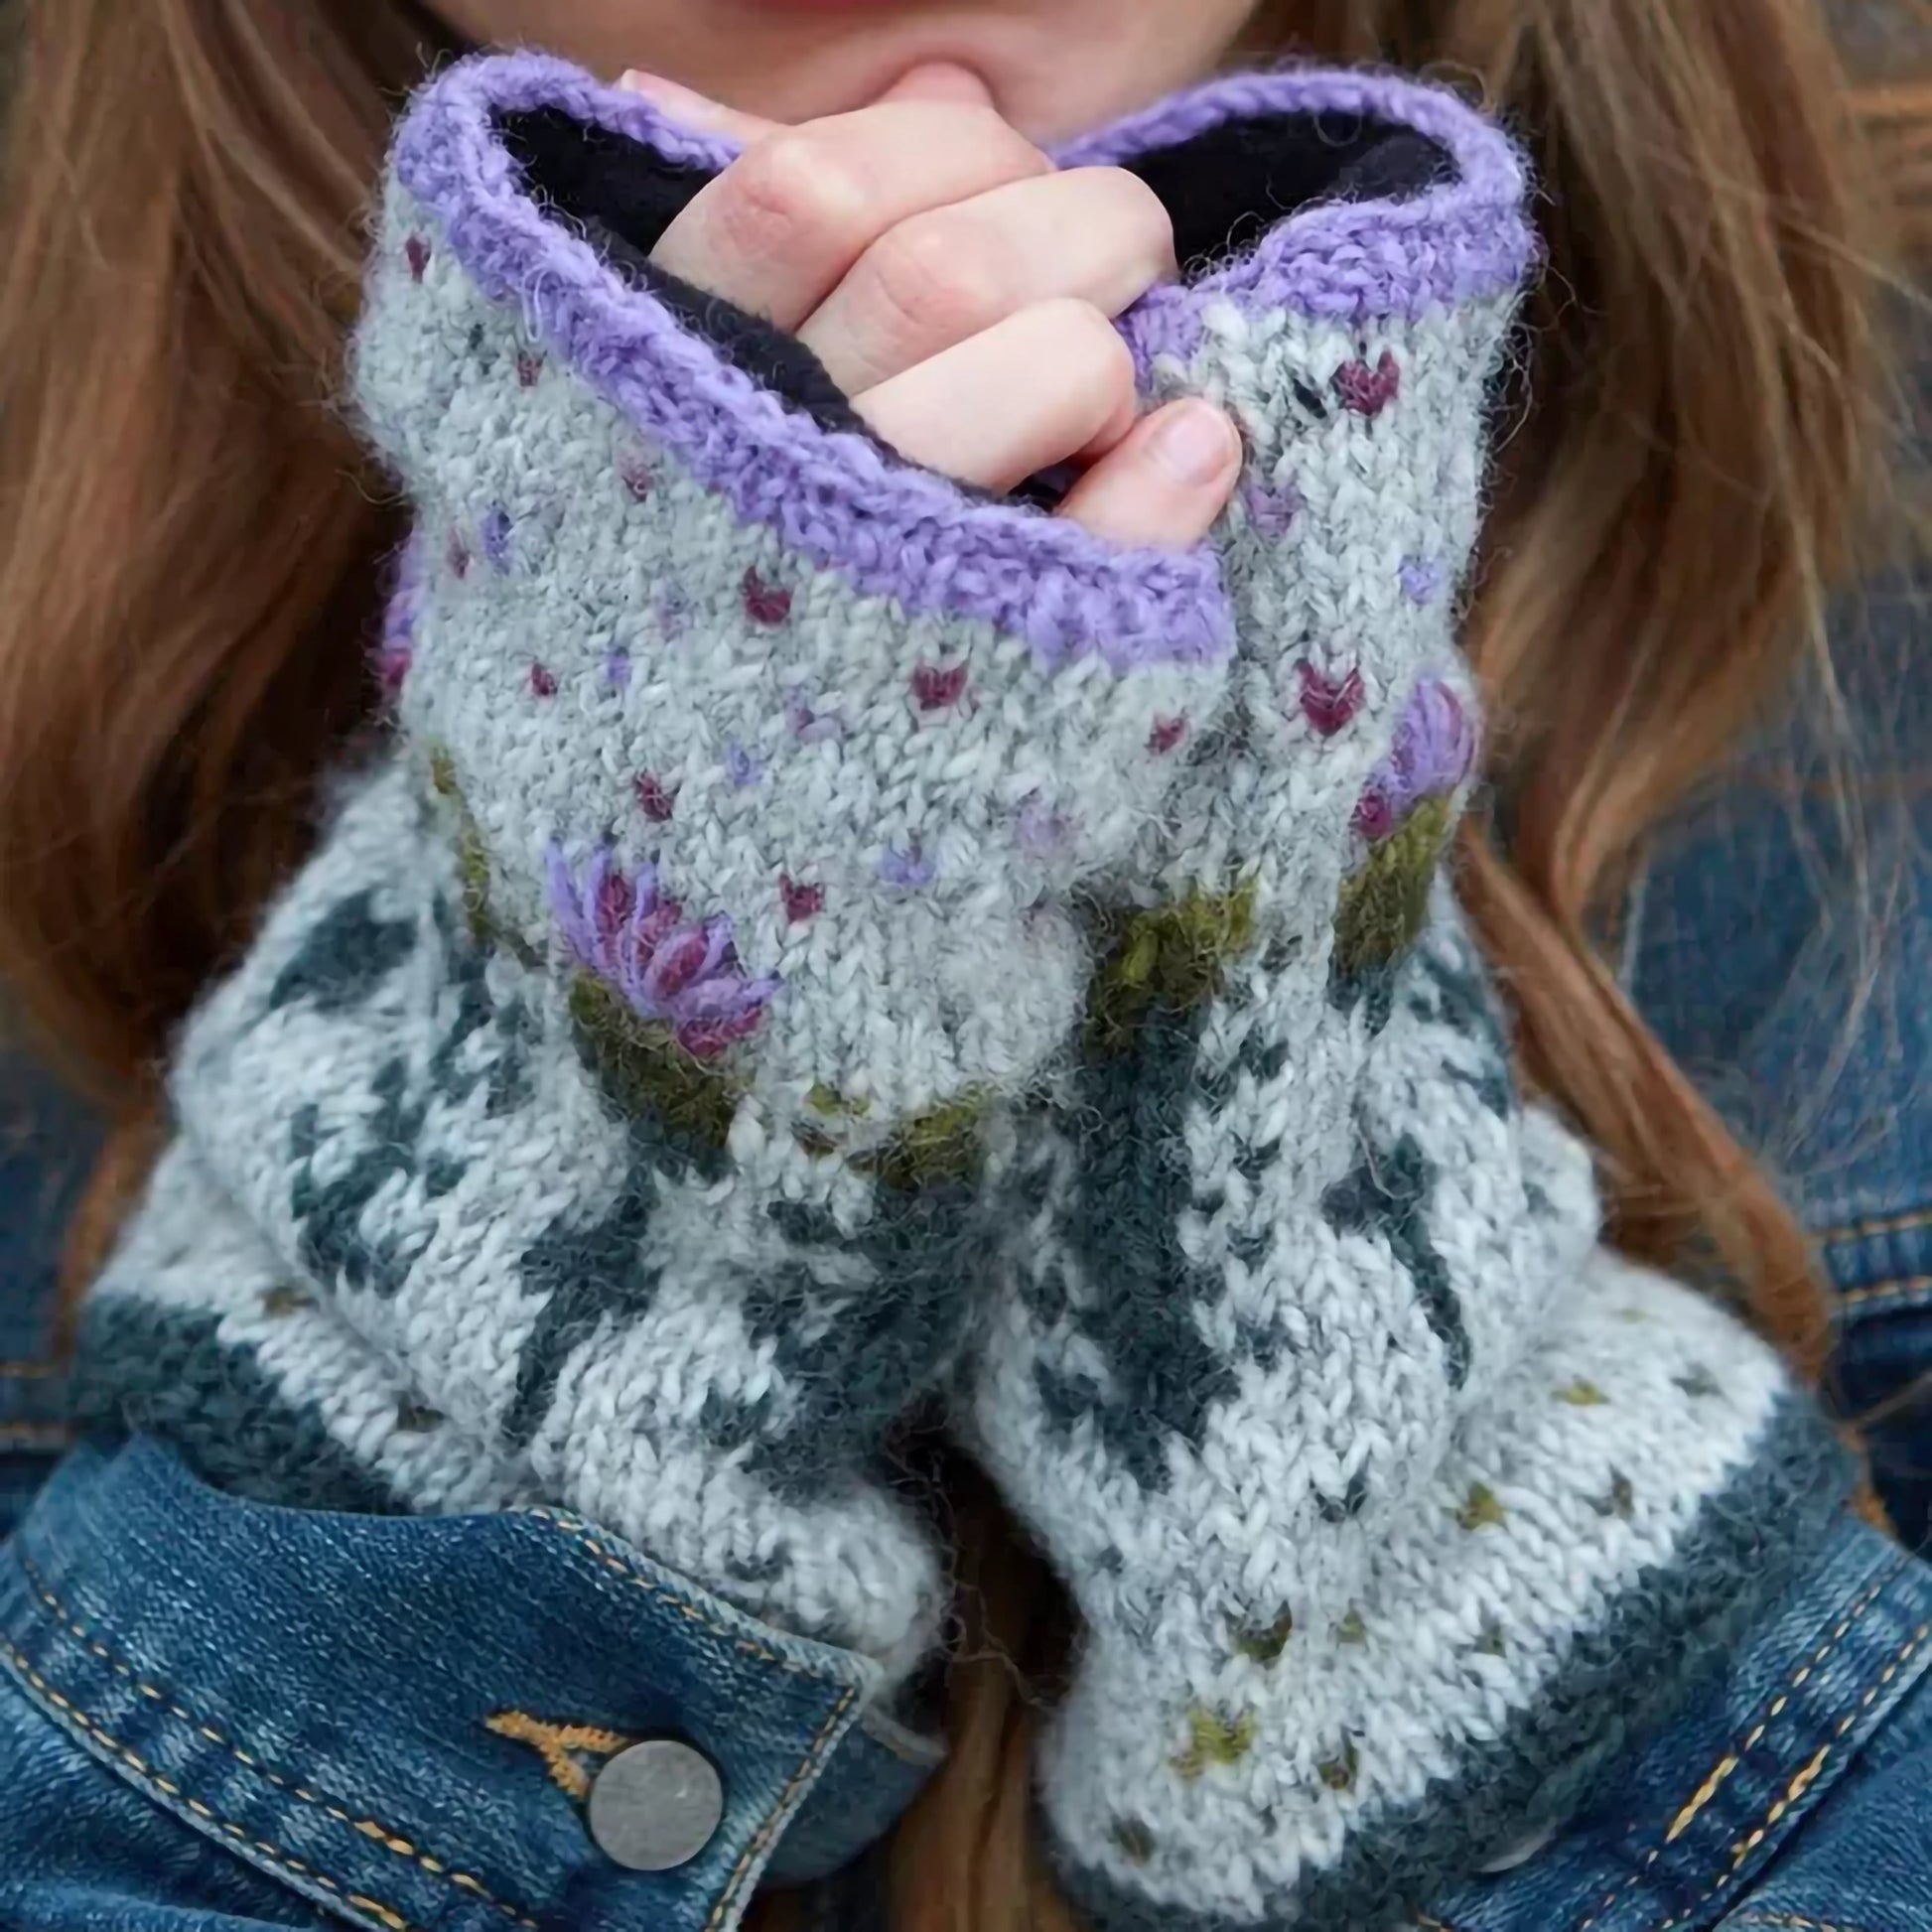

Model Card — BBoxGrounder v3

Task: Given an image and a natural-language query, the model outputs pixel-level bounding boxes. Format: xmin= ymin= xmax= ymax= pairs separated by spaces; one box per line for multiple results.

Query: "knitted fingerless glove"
xmin=960 ymin=72 xmax=1853 ymax=1931
xmin=75 ymin=52 xmax=1231 ymax=1691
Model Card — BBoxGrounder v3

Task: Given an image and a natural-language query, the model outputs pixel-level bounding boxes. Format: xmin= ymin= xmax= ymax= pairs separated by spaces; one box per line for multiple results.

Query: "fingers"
xmin=853 ymin=298 xmax=1139 ymax=493
xmin=645 ymin=100 xmax=1051 ymax=331
xmin=616 ymin=69 xmax=1236 ymax=552
xmin=797 ymin=167 xmax=1175 ymax=396
xmin=1055 ymin=400 xmax=1243 ymax=548
xmin=619 ymin=69 xmax=777 ymax=144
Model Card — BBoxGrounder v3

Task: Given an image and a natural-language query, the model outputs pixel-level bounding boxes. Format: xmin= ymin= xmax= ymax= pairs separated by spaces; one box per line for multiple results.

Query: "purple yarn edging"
xmin=388 ymin=53 xmax=1230 ymax=676
xmin=1058 ymin=68 xmax=1536 ymax=367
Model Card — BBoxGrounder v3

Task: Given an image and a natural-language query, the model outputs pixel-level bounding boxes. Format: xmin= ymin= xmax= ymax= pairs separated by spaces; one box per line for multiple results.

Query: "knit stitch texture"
xmin=71 ymin=52 xmax=1849 ymax=1930
xmin=959 ymin=63 xmax=1848 ymax=1932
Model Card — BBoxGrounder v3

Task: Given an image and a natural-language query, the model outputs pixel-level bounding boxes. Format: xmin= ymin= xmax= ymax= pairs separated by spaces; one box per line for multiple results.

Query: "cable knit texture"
xmin=71 ymin=51 xmax=1848 ymax=1930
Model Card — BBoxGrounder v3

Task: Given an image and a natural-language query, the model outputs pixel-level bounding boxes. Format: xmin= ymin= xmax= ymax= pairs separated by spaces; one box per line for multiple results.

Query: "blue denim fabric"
xmin=1423 ymin=1513 xmax=1932 ymax=1932
xmin=0 ymin=1049 xmax=95 ymax=1538
xmin=0 ymin=1439 xmax=938 ymax=1931
xmin=6 ymin=1445 xmax=1932 ymax=1930
xmin=1629 ymin=564 xmax=1932 ymax=1544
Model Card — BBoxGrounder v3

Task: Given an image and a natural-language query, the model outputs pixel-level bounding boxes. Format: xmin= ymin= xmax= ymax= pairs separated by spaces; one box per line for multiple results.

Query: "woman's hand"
xmin=621 ymin=67 xmax=1243 ymax=547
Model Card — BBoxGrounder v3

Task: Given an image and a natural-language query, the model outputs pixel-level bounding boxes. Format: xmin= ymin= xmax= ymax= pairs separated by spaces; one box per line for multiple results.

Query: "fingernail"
xmin=1151 ymin=402 xmax=1239 ymax=487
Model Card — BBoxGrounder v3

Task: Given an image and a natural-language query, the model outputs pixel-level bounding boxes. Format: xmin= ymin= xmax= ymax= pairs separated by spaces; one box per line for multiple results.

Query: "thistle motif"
xmin=546 ymin=846 xmax=778 ymax=1060
xmin=1353 ymin=678 xmax=1476 ymax=843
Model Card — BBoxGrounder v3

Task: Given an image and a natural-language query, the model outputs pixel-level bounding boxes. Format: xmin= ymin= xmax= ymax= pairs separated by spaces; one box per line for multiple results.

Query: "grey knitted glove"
xmin=76 ymin=52 xmax=1229 ymax=1692
xmin=960 ymin=69 xmax=1851 ymax=1930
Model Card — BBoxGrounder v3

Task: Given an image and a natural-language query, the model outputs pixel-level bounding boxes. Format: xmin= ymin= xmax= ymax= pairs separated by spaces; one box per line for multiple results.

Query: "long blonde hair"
xmin=0 ymin=1 xmax=1923 ymax=1925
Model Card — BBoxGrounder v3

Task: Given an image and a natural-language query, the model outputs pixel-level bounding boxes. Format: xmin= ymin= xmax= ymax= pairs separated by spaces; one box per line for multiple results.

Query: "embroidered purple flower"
xmin=1353 ymin=677 xmax=1477 ymax=841
xmin=482 ymin=505 xmax=513 ymax=571
xmin=515 ymin=349 xmax=544 ymax=388
xmin=1148 ymin=716 xmax=1188 ymax=756
xmin=528 ymin=662 xmax=557 ymax=699
xmin=744 ymin=569 xmax=793 ymax=626
xmin=1298 ymin=662 xmax=1365 ymax=738
xmin=377 ymin=640 xmax=413 ymax=701
xmin=785 ymin=689 xmax=845 ymax=745
xmin=1334 ymin=349 xmax=1401 ymax=419
xmin=547 ymin=846 xmax=779 ymax=1059
xmin=404 ymin=235 xmax=431 ymax=283
xmin=375 ymin=536 xmax=425 ymax=698
xmin=604 ymin=648 xmax=632 ymax=690
xmin=1241 ymin=472 xmax=1302 ymax=540
xmin=879 ymin=842 xmax=937 ymax=891
xmin=726 ymin=742 xmax=763 ymax=788
xmin=1400 ymin=558 xmax=1446 ymax=607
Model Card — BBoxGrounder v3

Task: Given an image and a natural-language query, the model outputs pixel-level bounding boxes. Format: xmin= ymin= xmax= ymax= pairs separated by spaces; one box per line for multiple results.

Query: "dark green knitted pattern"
xmin=1052 ymin=1393 xmax=1854 ymax=1932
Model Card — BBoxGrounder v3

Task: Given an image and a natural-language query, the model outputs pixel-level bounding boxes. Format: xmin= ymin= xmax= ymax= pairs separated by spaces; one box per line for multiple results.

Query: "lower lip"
xmin=736 ymin=0 xmax=916 ymax=10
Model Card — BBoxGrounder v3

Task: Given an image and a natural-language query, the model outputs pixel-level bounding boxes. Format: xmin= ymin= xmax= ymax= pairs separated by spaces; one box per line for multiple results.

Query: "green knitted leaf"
xmin=1333 ymin=798 xmax=1451 ymax=981
xmin=427 ymin=745 xmax=496 ymax=947
xmin=260 ymin=1286 xmax=317 ymax=1317
xmin=851 ymin=1090 xmax=992 ymax=1191
xmin=1558 ymin=1378 xmax=1609 ymax=1407
xmin=1473 ymin=1616 xmax=1507 ymax=1657
xmin=394 ymin=1398 xmax=444 ymax=1434
xmin=568 ymin=976 xmax=741 ymax=1152
xmin=1317 ymin=1737 xmax=1361 ymax=1792
xmin=1173 ymin=1707 xmax=1258 ymax=1781
xmin=1456 ymin=1482 xmax=1508 ymax=1531
xmin=1233 ymin=1608 xmax=1295 ymax=1665
xmin=805 ymin=1082 xmax=870 ymax=1119
xmin=1087 ymin=887 xmax=1259 ymax=1054
xmin=1335 ymin=1608 xmax=1368 ymax=1646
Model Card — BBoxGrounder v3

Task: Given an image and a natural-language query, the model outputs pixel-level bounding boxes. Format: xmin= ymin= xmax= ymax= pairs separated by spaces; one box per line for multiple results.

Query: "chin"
xmin=666 ymin=7 xmax=1240 ymax=143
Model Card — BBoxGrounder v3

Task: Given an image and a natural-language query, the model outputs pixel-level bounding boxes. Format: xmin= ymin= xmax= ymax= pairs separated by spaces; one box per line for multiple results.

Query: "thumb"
xmin=876 ymin=61 xmax=1001 ymax=111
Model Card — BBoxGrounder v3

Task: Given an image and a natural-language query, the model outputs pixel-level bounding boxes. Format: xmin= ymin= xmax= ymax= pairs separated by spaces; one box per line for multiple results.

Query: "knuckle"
xmin=719 ymin=132 xmax=867 ymax=255
xmin=935 ymin=101 xmax=1051 ymax=174
xmin=862 ymin=217 xmax=1009 ymax=347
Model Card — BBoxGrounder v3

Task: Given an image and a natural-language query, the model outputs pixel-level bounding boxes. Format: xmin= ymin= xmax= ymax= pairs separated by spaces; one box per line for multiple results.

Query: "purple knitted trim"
xmin=387 ymin=55 xmax=1229 ymax=675
xmin=1058 ymin=68 xmax=1536 ymax=365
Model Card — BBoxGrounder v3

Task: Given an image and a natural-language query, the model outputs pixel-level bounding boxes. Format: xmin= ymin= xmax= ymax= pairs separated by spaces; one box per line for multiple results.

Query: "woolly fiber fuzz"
xmin=959 ymin=63 xmax=1847 ymax=1932
xmin=72 ymin=52 xmax=1847 ymax=1928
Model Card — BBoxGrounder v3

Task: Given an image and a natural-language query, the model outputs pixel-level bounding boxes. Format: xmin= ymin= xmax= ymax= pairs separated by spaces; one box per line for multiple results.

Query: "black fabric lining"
xmin=496 ymin=101 xmax=1455 ymax=458
xmin=501 ymin=108 xmax=871 ymax=433
xmin=1118 ymin=115 xmax=1455 ymax=273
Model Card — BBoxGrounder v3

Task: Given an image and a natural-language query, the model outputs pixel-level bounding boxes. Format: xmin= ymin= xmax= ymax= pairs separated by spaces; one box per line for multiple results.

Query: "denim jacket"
xmin=3 ymin=575 xmax=1930 ymax=1929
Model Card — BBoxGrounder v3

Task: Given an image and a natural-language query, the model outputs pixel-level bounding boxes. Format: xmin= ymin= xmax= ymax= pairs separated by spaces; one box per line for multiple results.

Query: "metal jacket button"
xmin=587 ymin=1739 xmax=725 ymax=1871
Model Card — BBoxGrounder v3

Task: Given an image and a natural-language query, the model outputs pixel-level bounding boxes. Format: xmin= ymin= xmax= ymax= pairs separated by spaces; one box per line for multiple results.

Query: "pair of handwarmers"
xmin=77 ymin=53 xmax=1847 ymax=1932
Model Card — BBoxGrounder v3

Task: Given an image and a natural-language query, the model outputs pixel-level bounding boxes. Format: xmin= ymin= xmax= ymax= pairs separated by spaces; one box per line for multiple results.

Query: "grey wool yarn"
xmin=964 ymin=67 xmax=1850 ymax=1932
xmin=71 ymin=51 xmax=1851 ymax=1931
